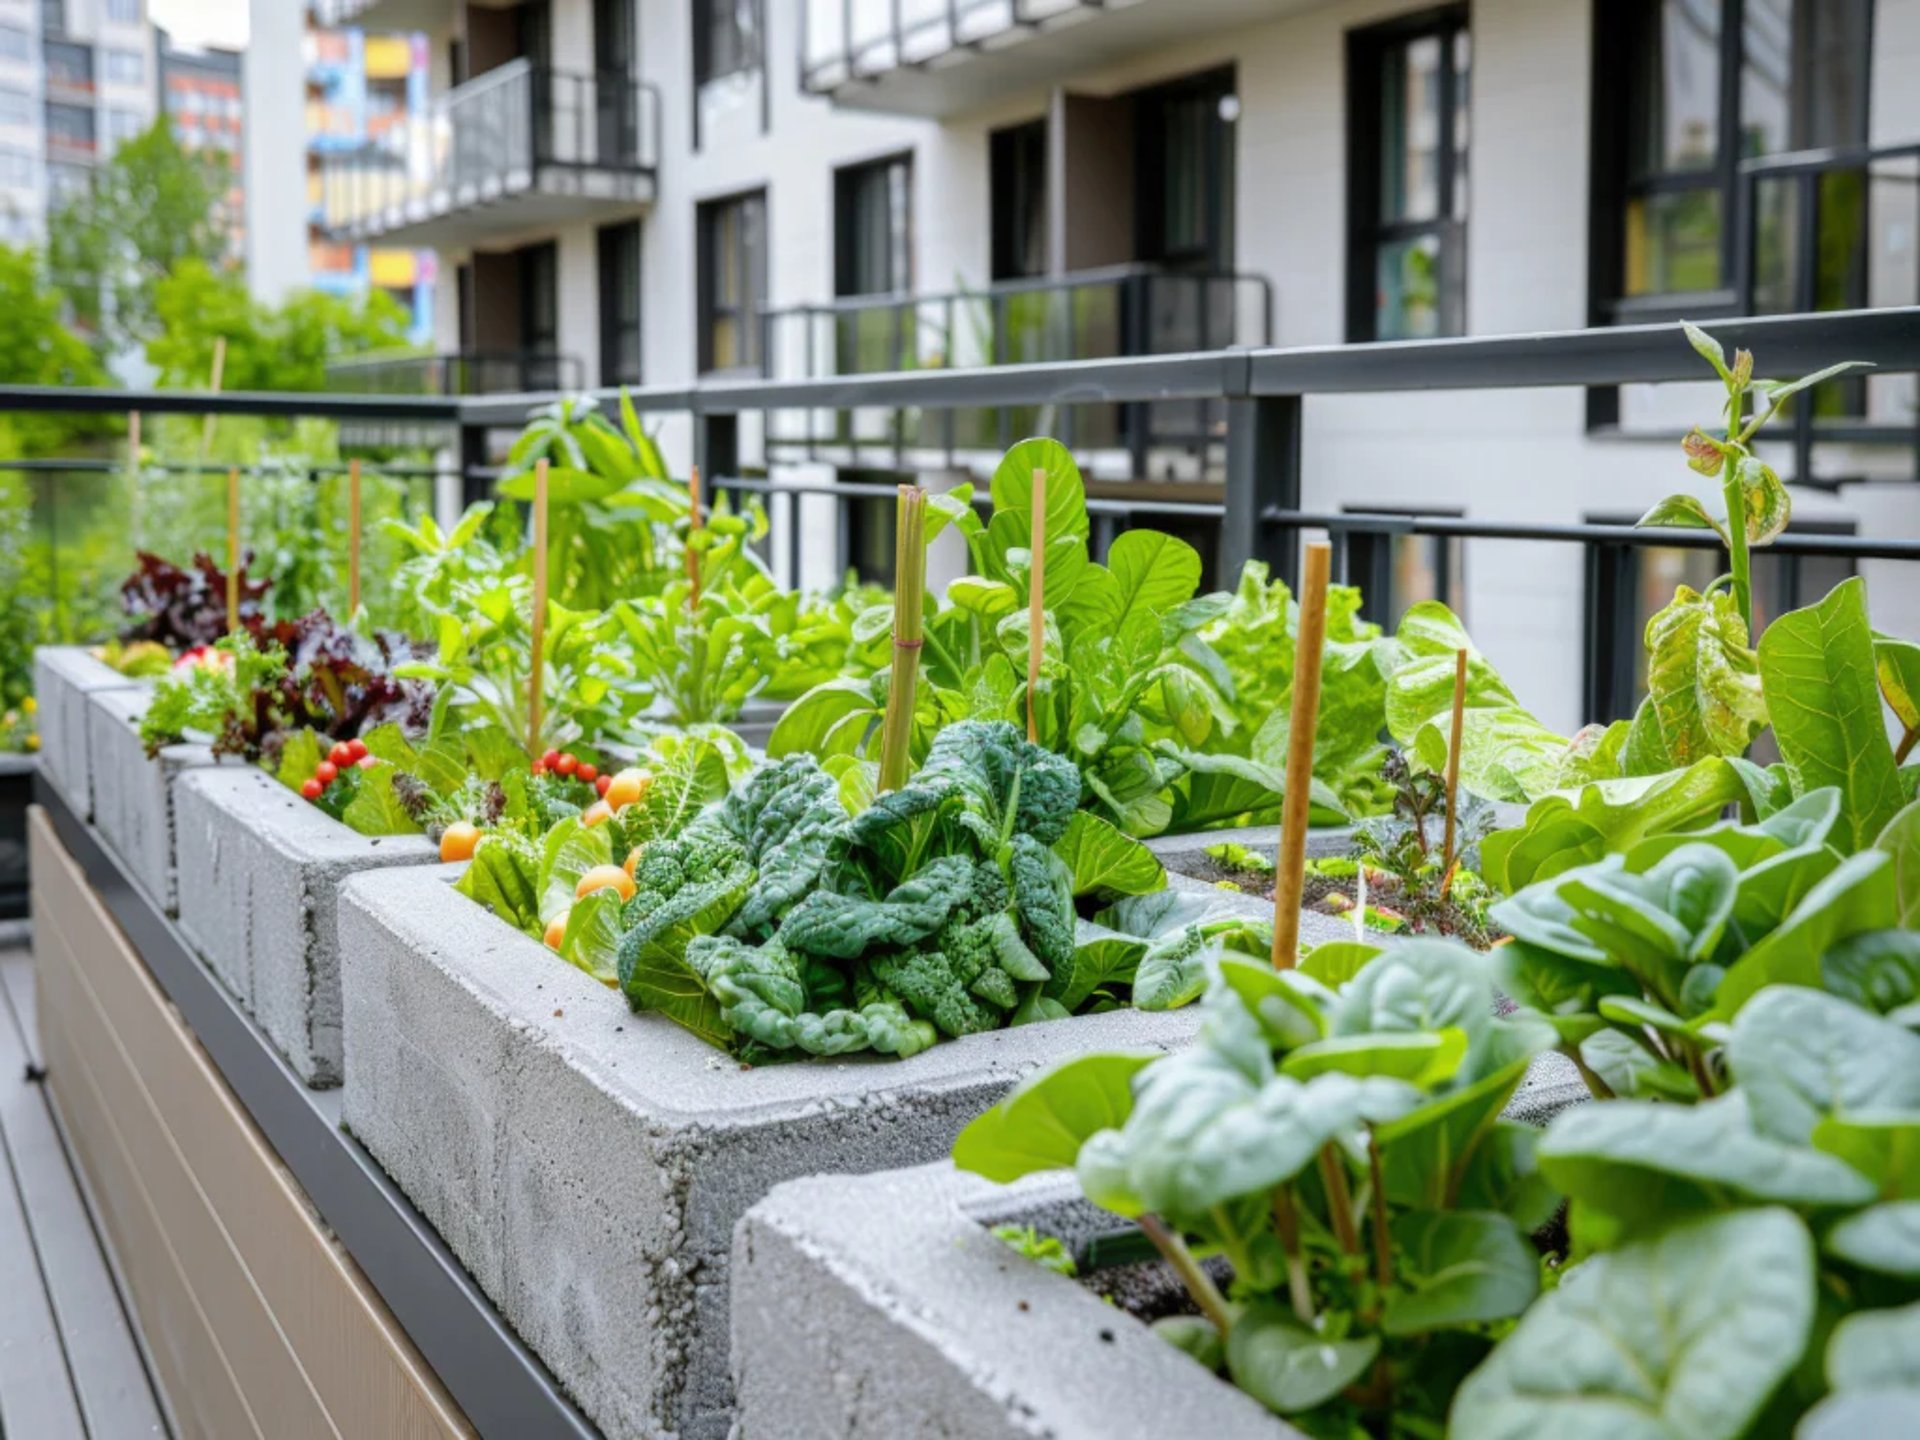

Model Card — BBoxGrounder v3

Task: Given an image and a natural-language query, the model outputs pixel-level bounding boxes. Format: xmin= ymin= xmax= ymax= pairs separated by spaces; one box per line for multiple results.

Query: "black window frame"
xmin=1587 ymin=0 xmax=1875 ymax=324
xmin=833 ymin=150 xmax=913 ymax=298
xmin=1582 ymin=511 xmax=1859 ymax=721
xmin=1132 ymin=65 xmax=1238 ymax=272
xmin=989 ymin=118 xmax=1049 ymax=281
xmin=697 ymin=188 xmax=768 ymax=375
xmin=1345 ymin=4 xmax=1471 ymax=343
xmin=597 ymin=219 xmax=643 ymax=387
xmin=694 ymin=0 xmax=763 ymax=87
xmin=517 ymin=239 xmax=560 ymax=357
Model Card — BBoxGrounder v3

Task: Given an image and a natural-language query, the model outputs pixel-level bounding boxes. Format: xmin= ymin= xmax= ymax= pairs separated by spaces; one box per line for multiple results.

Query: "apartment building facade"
xmin=0 ymin=0 xmax=158 ymax=242
xmin=158 ymin=29 xmax=245 ymax=259
xmin=311 ymin=0 xmax=1920 ymax=730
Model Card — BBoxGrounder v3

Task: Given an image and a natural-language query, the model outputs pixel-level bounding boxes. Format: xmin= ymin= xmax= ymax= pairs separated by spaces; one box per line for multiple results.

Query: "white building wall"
xmin=245 ymin=0 xmax=309 ymax=301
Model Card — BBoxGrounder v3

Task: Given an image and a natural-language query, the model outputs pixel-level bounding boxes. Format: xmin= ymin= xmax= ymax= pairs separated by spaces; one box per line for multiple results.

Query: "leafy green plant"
xmin=138 ymin=632 xmax=289 ymax=757
xmin=954 ymin=939 xmax=1559 ymax=1433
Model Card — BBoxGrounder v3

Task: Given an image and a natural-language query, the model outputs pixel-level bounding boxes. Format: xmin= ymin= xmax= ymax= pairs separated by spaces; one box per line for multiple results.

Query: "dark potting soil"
xmin=1179 ymin=855 xmax=1502 ymax=946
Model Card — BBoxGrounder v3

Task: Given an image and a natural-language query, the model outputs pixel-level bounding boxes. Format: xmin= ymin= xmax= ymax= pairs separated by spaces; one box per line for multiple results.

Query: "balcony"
xmin=324 ymin=350 xmax=585 ymax=396
xmin=310 ymin=0 xmax=452 ymax=28
xmin=322 ymin=60 xmax=658 ymax=249
xmin=802 ymin=0 xmax=1308 ymax=116
xmin=761 ymin=263 xmax=1272 ymax=476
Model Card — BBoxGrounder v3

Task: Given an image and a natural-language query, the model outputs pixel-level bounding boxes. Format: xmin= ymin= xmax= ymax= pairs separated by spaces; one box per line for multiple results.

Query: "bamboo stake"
xmin=1026 ymin=467 xmax=1046 ymax=743
xmin=348 ymin=457 xmax=363 ymax=617
xmin=686 ymin=463 xmax=704 ymax=610
xmin=1440 ymin=647 xmax=1469 ymax=891
xmin=878 ymin=485 xmax=927 ymax=794
xmin=200 ymin=334 xmax=227 ymax=458
xmin=1271 ymin=540 xmax=1333 ymax=969
xmin=225 ymin=466 xmax=240 ymax=634
xmin=529 ymin=458 xmax=550 ymax=753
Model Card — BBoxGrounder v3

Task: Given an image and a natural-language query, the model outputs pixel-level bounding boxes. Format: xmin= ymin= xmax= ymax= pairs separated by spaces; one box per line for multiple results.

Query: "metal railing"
xmin=759 ymin=264 xmax=1273 ymax=469
xmin=802 ymin=0 xmax=1102 ymax=93
xmin=321 ymin=60 xmax=660 ymax=239
xmin=324 ymin=351 xmax=587 ymax=398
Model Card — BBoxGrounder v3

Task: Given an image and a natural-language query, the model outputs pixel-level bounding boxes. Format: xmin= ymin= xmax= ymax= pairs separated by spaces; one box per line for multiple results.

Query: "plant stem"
xmin=1318 ymin=1144 xmax=1362 ymax=1258
xmin=1722 ymin=406 xmax=1753 ymax=633
xmin=1269 ymin=1186 xmax=1315 ymax=1325
xmin=1684 ymin=1038 xmax=1718 ymax=1098
xmin=878 ymin=486 xmax=927 ymax=793
xmin=1440 ymin=647 xmax=1468 ymax=894
xmin=1366 ymin=1133 xmax=1393 ymax=1297
xmin=1561 ymin=1041 xmax=1616 ymax=1101
xmin=1138 ymin=1213 xmax=1234 ymax=1337
xmin=1899 ymin=727 xmax=1919 ymax=765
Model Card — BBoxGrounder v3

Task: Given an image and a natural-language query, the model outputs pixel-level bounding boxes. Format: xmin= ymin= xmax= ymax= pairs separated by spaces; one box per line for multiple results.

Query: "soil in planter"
xmin=1184 ymin=853 xmax=1503 ymax=948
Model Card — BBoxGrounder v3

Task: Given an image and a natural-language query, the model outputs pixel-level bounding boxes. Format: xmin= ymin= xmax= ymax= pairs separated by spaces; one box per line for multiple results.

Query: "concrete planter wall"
xmin=85 ymin=685 xmax=229 ymax=914
xmin=33 ymin=646 xmax=145 ymax=821
xmin=174 ymin=766 xmax=438 ymax=1087
xmin=733 ymin=1039 xmax=1592 ymax=1440
xmin=339 ymin=864 xmax=1239 ymax=1440
xmin=0 ymin=753 xmax=32 ymax=920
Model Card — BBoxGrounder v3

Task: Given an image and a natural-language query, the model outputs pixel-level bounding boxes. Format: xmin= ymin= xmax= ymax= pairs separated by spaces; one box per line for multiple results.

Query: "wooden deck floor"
xmin=0 ymin=931 xmax=170 ymax=1439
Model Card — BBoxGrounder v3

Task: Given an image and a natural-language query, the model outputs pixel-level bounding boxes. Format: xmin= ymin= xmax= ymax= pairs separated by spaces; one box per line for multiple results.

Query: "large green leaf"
xmin=1448 ymin=1207 xmax=1815 ymax=1440
xmin=1104 ymin=529 xmax=1202 ymax=632
xmin=1382 ymin=1209 xmax=1539 ymax=1336
xmin=1825 ymin=1202 xmax=1920 ymax=1278
xmin=1812 ymin=1115 xmax=1920 ymax=1198
xmin=1822 ymin=928 xmax=1920 ymax=1020
xmin=535 ymin=815 xmax=614 ymax=925
xmin=453 ymin=835 xmax=540 ymax=935
xmin=1050 ymin=810 xmax=1165 ymax=899
xmin=1637 ymin=586 xmax=1766 ymax=767
xmin=766 ymin=676 xmax=881 ymax=760
xmin=988 ymin=436 xmax=1089 ymax=545
xmin=1758 ymin=577 xmax=1903 ymax=851
xmin=558 ymin=888 xmax=623 ymax=984
xmin=1876 ymin=798 xmax=1920 ymax=926
xmin=1725 ymin=986 xmax=1920 ymax=1144
xmin=1825 ymin=1300 xmax=1920 ymax=1393
xmin=1715 ymin=851 xmax=1896 ymax=1016
xmin=950 ymin=1051 xmax=1156 ymax=1184
xmin=339 ymin=763 xmax=426 ymax=837
xmin=1227 ymin=1305 xmax=1379 ymax=1416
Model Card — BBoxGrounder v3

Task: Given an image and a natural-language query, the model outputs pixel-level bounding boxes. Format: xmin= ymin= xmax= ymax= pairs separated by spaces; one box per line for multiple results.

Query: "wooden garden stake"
xmin=348 ymin=458 xmax=363 ymax=616
xmin=529 ymin=457 xmax=550 ymax=752
xmin=1026 ymin=467 xmax=1046 ymax=743
xmin=200 ymin=334 xmax=227 ymax=458
xmin=1271 ymin=540 xmax=1333 ymax=970
xmin=1440 ymin=647 xmax=1468 ymax=895
xmin=686 ymin=463 xmax=704 ymax=610
xmin=225 ymin=466 xmax=240 ymax=634
xmin=878 ymin=485 xmax=927 ymax=794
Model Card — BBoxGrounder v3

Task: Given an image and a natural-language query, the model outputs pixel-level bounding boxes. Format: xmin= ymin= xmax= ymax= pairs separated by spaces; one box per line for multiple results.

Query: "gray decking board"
xmin=0 ymin=946 xmax=169 ymax=1438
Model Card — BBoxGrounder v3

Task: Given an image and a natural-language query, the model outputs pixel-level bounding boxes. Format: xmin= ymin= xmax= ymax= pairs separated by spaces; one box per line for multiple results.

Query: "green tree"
xmin=47 ymin=120 xmax=231 ymax=352
xmin=145 ymin=259 xmax=415 ymax=393
xmin=0 ymin=243 xmax=109 ymax=453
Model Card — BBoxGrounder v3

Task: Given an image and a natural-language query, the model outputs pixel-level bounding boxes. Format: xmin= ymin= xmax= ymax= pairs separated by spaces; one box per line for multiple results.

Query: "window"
xmin=0 ymin=89 xmax=30 ymax=128
xmin=47 ymin=161 xmax=91 ymax=206
xmin=598 ymin=220 xmax=642 ymax=386
xmin=106 ymin=107 xmax=143 ymax=145
xmin=1340 ymin=506 xmax=1467 ymax=626
xmin=0 ymin=26 xmax=26 ymax=63
xmin=1135 ymin=67 xmax=1237 ymax=271
xmin=44 ymin=40 xmax=91 ymax=88
xmin=698 ymin=189 xmax=767 ymax=373
xmin=990 ymin=120 xmax=1048 ymax=281
xmin=104 ymin=48 xmax=145 ymax=86
xmin=1582 ymin=514 xmax=1857 ymax=721
xmin=518 ymin=240 xmax=559 ymax=356
xmin=0 ymin=147 xmax=32 ymax=188
xmin=694 ymin=0 xmax=761 ymax=86
xmin=1348 ymin=7 xmax=1470 ymax=341
xmin=44 ymin=102 xmax=95 ymax=148
xmin=106 ymin=0 xmax=140 ymax=23
xmin=834 ymin=154 xmax=912 ymax=297
xmin=1593 ymin=0 xmax=1871 ymax=312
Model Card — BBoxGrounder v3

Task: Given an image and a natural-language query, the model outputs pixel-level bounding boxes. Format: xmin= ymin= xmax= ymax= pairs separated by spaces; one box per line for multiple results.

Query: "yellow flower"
xmin=22 ymin=695 xmax=35 ymax=714
xmin=25 ymin=735 xmax=38 ymax=751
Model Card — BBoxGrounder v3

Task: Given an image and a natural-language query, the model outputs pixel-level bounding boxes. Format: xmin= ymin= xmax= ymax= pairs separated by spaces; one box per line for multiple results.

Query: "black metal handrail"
xmin=321 ymin=60 xmax=661 ymax=238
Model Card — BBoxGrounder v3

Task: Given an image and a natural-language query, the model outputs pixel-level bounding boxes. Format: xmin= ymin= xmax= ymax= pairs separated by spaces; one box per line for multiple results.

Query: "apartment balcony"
xmin=310 ymin=0 xmax=451 ymax=29
xmin=802 ymin=0 xmax=1307 ymax=115
xmin=321 ymin=60 xmax=657 ymax=249
xmin=762 ymin=263 xmax=1272 ymax=477
xmin=324 ymin=349 xmax=585 ymax=396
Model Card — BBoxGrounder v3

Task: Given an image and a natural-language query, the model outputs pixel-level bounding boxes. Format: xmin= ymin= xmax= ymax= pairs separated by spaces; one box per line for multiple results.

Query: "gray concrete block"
xmin=732 ymin=1164 xmax=1293 ymax=1440
xmin=84 ymin=685 xmax=226 ymax=915
xmin=337 ymin=865 xmax=1205 ymax=1440
xmin=173 ymin=765 xmax=438 ymax=1086
xmin=32 ymin=647 xmax=144 ymax=822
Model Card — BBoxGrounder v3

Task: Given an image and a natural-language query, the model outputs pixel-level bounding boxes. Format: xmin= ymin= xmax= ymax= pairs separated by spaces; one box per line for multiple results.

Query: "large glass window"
xmin=0 ymin=26 xmax=28 ymax=64
xmin=1601 ymin=0 xmax=1870 ymax=309
xmin=834 ymin=154 xmax=912 ymax=298
xmin=694 ymin=0 xmax=761 ymax=85
xmin=44 ymin=102 xmax=95 ymax=149
xmin=106 ymin=0 xmax=140 ymax=24
xmin=698 ymin=189 xmax=767 ymax=373
xmin=44 ymin=41 xmax=92 ymax=88
xmin=598 ymin=220 xmax=642 ymax=386
xmin=104 ymin=48 xmax=145 ymax=86
xmin=1349 ymin=9 xmax=1470 ymax=340
xmin=989 ymin=120 xmax=1048 ymax=281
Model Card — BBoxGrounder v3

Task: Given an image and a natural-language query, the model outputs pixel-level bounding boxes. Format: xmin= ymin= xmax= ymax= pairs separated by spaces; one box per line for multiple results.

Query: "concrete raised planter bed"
xmin=0 ymin=753 xmax=32 ymax=920
xmin=337 ymin=864 xmax=1364 ymax=1439
xmin=84 ymin=685 xmax=228 ymax=914
xmin=33 ymin=645 xmax=145 ymax=821
xmin=174 ymin=765 xmax=439 ymax=1086
xmin=733 ymin=1041 xmax=1592 ymax=1439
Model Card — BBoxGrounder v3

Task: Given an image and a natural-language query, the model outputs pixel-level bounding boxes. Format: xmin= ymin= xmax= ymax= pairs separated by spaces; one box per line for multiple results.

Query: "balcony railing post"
xmin=1222 ymin=394 xmax=1302 ymax=591
xmin=459 ymin=420 xmax=490 ymax=511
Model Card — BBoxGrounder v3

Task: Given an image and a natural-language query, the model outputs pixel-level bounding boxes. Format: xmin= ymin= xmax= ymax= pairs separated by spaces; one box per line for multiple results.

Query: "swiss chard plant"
xmin=119 ymin=549 xmax=271 ymax=651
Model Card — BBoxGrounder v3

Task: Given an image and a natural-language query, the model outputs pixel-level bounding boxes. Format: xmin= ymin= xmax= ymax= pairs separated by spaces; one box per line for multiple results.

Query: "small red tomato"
xmin=357 ymin=754 xmax=379 ymax=771
xmin=541 ymin=749 xmax=561 ymax=770
xmin=329 ymin=741 xmax=354 ymax=767
xmin=315 ymin=761 xmax=339 ymax=786
xmin=576 ymin=762 xmax=597 ymax=784
xmin=595 ymin=774 xmax=612 ymax=797
xmin=346 ymin=739 xmax=369 ymax=763
xmin=555 ymin=753 xmax=579 ymax=777
xmin=300 ymin=778 xmax=324 ymax=801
